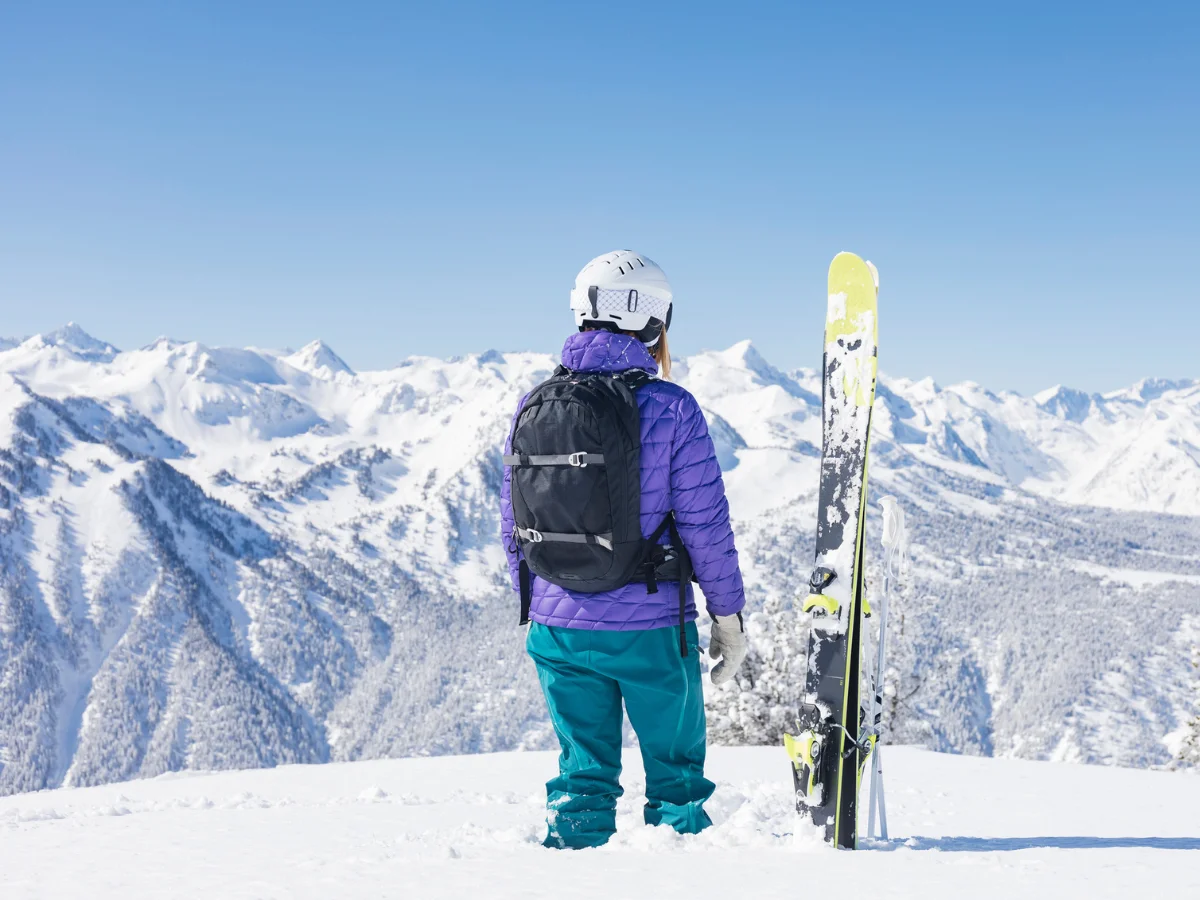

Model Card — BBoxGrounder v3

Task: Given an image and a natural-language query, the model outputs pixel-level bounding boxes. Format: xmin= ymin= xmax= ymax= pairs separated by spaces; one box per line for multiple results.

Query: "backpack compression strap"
xmin=516 ymin=527 xmax=613 ymax=552
xmin=503 ymin=453 xmax=605 ymax=467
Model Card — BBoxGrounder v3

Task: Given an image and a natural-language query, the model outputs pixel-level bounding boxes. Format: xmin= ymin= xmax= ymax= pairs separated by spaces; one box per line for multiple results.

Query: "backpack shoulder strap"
xmin=619 ymin=368 xmax=656 ymax=392
xmin=639 ymin=512 xmax=693 ymax=659
xmin=666 ymin=515 xmax=693 ymax=658
xmin=518 ymin=559 xmax=532 ymax=626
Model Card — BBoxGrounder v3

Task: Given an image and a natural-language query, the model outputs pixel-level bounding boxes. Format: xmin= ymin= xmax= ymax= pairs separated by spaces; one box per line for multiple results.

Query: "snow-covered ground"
xmin=1 ymin=746 xmax=1197 ymax=899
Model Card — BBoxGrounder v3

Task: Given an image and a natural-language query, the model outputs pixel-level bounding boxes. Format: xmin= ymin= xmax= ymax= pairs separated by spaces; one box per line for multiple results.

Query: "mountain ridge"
xmin=0 ymin=323 xmax=1197 ymax=796
xmin=9 ymin=323 xmax=1192 ymax=405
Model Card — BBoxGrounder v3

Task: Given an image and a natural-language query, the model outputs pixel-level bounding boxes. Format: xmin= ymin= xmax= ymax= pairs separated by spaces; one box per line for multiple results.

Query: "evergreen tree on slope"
xmin=1175 ymin=644 xmax=1200 ymax=768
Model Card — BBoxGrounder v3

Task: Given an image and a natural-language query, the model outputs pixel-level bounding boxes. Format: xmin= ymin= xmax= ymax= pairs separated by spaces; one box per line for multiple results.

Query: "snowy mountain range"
xmin=1 ymin=324 xmax=1198 ymax=796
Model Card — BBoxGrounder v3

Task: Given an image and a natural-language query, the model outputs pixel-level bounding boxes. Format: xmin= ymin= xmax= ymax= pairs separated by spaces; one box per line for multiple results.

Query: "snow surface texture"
xmin=0 ymin=327 xmax=1199 ymax=798
xmin=1 ymin=747 xmax=1197 ymax=899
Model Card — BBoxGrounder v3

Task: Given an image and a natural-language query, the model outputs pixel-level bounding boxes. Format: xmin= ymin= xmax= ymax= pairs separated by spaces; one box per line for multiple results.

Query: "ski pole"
xmin=867 ymin=594 xmax=887 ymax=840
xmin=868 ymin=495 xmax=906 ymax=841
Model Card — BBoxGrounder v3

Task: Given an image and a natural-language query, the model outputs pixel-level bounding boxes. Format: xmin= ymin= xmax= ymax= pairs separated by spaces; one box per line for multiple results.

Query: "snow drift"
xmin=1 ymin=747 xmax=1197 ymax=899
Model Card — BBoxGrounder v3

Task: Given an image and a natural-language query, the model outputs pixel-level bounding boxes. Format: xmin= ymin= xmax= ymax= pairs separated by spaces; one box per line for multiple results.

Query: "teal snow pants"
xmin=526 ymin=621 xmax=715 ymax=849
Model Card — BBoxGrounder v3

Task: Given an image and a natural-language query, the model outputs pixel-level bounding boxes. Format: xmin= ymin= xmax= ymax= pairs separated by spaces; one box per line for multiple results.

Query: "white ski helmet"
xmin=569 ymin=250 xmax=673 ymax=347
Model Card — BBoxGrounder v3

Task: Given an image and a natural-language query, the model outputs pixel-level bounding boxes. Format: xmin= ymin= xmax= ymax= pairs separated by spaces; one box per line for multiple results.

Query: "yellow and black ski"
xmin=785 ymin=252 xmax=878 ymax=849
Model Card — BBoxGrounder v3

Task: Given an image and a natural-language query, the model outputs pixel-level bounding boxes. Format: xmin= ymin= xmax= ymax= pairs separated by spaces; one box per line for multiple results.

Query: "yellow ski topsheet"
xmin=825 ymin=252 xmax=879 ymax=408
xmin=826 ymin=251 xmax=878 ymax=341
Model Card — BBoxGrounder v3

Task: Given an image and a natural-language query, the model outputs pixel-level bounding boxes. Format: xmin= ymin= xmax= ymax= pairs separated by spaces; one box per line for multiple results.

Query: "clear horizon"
xmin=3 ymin=2 xmax=1197 ymax=394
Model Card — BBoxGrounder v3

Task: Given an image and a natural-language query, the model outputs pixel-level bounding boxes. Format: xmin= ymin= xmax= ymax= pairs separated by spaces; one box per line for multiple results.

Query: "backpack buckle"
xmin=568 ymin=452 xmax=588 ymax=468
xmin=525 ymin=528 xmax=544 ymax=543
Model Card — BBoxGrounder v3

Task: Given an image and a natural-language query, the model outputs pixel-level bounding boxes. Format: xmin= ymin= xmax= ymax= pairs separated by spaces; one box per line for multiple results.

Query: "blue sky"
xmin=2 ymin=1 xmax=1197 ymax=394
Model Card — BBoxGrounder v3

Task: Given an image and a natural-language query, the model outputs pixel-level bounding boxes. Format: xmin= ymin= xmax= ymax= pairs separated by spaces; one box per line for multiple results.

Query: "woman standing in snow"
xmin=500 ymin=250 xmax=747 ymax=848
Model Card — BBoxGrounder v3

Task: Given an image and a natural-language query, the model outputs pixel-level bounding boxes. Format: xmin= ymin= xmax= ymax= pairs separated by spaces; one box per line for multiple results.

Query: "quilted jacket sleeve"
xmin=670 ymin=390 xmax=746 ymax=617
xmin=499 ymin=396 xmax=525 ymax=592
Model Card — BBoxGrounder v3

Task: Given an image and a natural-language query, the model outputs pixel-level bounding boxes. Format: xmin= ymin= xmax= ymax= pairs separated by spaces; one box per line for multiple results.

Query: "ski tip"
xmin=830 ymin=252 xmax=877 ymax=292
xmin=826 ymin=253 xmax=878 ymax=340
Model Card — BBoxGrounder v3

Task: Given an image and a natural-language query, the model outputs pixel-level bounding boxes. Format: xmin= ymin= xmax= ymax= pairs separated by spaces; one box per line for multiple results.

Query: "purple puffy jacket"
xmin=500 ymin=331 xmax=746 ymax=630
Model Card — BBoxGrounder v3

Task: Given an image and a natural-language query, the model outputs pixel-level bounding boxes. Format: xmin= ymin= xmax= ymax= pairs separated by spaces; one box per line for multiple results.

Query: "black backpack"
xmin=504 ymin=365 xmax=693 ymax=655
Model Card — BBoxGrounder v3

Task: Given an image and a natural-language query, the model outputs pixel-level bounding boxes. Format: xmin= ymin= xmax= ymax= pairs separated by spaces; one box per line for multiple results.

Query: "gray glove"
xmin=709 ymin=613 xmax=747 ymax=686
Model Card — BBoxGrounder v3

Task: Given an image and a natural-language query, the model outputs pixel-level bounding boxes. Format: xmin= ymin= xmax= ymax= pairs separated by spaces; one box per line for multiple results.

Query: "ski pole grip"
xmin=880 ymin=495 xmax=905 ymax=550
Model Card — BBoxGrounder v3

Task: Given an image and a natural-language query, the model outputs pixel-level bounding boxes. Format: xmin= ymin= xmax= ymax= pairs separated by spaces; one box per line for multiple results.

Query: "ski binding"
xmin=785 ymin=703 xmax=832 ymax=808
xmin=802 ymin=566 xmax=841 ymax=622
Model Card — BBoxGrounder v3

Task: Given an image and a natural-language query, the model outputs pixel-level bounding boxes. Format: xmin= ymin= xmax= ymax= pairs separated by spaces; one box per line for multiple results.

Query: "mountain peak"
xmin=29 ymin=323 xmax=120 ymax=362
xmin=715 ymin=340 xmax=784 ymax=382
xmin=285 ymin=340 xmax=355 ymax=378
xmin=1035 ymin=385 xmax=1095 ymax=423
xmin=698 ymin=340 xmax=817 ymax=404
xmin=1097 ymin=377 xmax=1197 ymax=405
xmin=1131 ymin=377 xmax=1195 ymax=402
xmin=140 ymin=336 xmax=183 ymax=353
xmin=720 ymin=339 xmax=764 ymax=365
